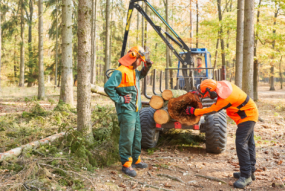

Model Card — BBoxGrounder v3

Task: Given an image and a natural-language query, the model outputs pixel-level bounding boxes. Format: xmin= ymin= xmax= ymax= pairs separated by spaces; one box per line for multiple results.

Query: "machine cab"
xmin=177 ymin=48 xmax=213 ymax=89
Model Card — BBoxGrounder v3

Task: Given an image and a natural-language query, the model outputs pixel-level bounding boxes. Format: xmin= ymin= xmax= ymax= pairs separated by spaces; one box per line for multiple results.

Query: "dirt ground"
xmin=0 ymin=85 xmax=285 ymax=190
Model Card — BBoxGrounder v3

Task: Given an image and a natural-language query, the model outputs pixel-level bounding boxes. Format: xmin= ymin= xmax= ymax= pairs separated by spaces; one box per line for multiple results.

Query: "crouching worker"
xmin=186 ymin=79 xmax=258 ymax=189
xmin=104 ymin=46 xmax=152 ymax=177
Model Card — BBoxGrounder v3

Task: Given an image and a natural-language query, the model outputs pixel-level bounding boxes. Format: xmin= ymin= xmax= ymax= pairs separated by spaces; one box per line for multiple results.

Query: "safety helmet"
xmin=198 ymin=79 xmax=218 ymax=99
xmin=119 ymin=46 xmax=148 ymax=66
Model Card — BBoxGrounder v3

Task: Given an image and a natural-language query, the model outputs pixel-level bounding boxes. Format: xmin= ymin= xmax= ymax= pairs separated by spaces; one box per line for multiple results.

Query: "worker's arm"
xmin=194 ymin=98 xmax=231 ymax=116
xmin=104 ymin=70 xmax=124 ymax=104
xmin=138 ymin=62 xmax=152 ymax=80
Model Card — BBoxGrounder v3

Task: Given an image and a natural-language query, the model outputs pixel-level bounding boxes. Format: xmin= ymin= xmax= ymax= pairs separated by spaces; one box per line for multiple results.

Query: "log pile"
xmin=150 ymin=90 xmax=202 ymax=126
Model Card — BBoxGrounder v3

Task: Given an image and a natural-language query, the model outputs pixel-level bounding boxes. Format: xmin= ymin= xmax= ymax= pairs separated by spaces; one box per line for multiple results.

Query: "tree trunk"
xmin=38 ymin=0 xmax=45 ymax=99
xmin=141 ymin=2 xmax=145 ymax=95
xmin=270 ymin=3 xmax=278 ymax=91
xmin=77 ymin=0 xmax=94 ymax=143
xmin=165 ymin=0 xmax=170 ymax=89
xmin=55 ymin=0 xmax=59 ymax=87
xmin=242 ymin=0 xmax=254 ymax=98
xmin=162 ymin=89 xmax=187 ymax=100
xmin=235 ymin=0 xmax=244 ymax=88
xmin=144 ymin=3 xmax=148 ymax=49
xmin=14 ymin=36 xmax=17 ymax=79
xmin=27 ymin=0 xmax=33 ymax=87
xmin=280 ymin=56 xmax=283 ymax=89
xmin=60 ymin=0 xmax=74 ymax=105
xmin=149 ymin=95 xmax=164 ymax=110
xmin=104 ymin=0 xmax=110 ymax=83
xmin=269 ymin=65 xmax=275 ymax=91
xmin=0 ymin=11 xmax=1 ymax=90
xmin=154 ymin=106 xmax=170 ymax=125
xmin=196 ymin=0 xmax=198 ymax=48
xmin=90 ymin=0 xmax=97 ymax=84
xmin=136 ymin=9 xmax=139 ymax=44
xmin=19 ymin=0 xmax=25 ymax=87
xmin=190 ymin=0 xmax=193 ymax=48
xmin=214 ymin=32 xmax=220 ymax=69
xmin=253 ymin=0 xmax=262 ymax=101
xmin=217 ymin=0 xmax=226 ymax=67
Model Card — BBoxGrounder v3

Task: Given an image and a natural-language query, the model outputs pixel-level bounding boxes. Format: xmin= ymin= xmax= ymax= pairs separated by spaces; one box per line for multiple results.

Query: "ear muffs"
xmin=206 ymin=88 xmax=218 ymax=99
xmin=129 ymin=51 xmax=137 ymax=58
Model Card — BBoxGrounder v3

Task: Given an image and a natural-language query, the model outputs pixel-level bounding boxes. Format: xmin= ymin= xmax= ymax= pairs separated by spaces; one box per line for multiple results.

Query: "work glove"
xmin=186 ymin=106 xmax=195 ymax=115
xmin=144 ymin=60 xmax=153 ymax=68
xmin=190 ymin=90 xmax=200 ymax=96
xmin=123 ymin=94 xmax=131 ymax=104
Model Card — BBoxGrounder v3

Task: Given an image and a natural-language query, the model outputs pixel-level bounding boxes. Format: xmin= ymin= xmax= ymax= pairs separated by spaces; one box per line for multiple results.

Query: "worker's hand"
xmin=144 ymin=60 xmax=153 ymax=68
xmin=123 ymin=94 xmax=131 ymax=104
xmin=186 ymin=106 xmax=195 ymax=115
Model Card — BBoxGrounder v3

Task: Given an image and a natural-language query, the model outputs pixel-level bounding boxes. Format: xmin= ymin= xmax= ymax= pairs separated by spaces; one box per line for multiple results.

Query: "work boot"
xmin=132 ymin=162 xmax=148 ymax=169
xmin=233 ymin=177 xmax=252 ymax=189
xmin=233 ymin=172 xmax=256 ymax=180
xmin=122 ymin=166 xmax=137 ymax=177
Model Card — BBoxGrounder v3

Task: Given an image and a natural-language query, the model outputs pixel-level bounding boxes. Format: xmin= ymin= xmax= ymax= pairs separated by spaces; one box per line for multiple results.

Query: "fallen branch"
xmin=147 ymin=171 xmax=152 ymax=177
xmin=157 ymin=174 xmax=185 ymax=183
xmin=195 ymin=174 xmax=227 ymax=184
xmin=91 ymin=84 xmax=108 ymax=97
xmin=38 ymin=163 xmax=96 ymax=189
xmin=129 ymin=177 xmax=174 ymax=191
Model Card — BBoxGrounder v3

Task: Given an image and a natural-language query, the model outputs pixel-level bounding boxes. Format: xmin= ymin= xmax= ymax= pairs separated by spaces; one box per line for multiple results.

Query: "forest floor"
xmin=0 ymin=85 xmax=285 ymax=190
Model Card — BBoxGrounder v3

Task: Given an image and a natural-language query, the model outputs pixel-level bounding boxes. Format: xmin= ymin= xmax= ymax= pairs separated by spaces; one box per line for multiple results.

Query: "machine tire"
xmin=139 ymin=107 xmax=160 ymax=149
xmin=204 ymin=111 xmax=227 ymax=154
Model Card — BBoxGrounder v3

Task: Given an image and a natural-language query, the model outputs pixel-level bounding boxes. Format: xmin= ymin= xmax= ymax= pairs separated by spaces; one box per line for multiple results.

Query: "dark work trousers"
xmin=236 ymin=121 xmax=256 ymax=178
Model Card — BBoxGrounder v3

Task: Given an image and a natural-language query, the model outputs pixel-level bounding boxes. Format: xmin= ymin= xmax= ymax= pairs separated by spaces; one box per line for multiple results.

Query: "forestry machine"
xmin=120 ymin=0 xmax=227 ymax=154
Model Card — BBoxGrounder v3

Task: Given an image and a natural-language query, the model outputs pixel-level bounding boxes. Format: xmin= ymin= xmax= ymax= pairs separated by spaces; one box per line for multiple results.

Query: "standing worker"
xmin=186 ymin=79 xmax=258 ymax=189
xmin=104 ymin=46 xmax=152 ymax=177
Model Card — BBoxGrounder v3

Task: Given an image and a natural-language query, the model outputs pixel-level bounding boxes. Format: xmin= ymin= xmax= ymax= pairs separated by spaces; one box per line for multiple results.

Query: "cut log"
xmin=91 ymin=84 xmax=107 ymax=97
xmin=149 ymin=95 xmax=164 ymax=109
xmin=168 ymin=93 xmax=202 ymax=126
xmin=154 ymin=106 xmax=170 ymax=124
xmin=162 ymin=89 xmax=187 ymax=100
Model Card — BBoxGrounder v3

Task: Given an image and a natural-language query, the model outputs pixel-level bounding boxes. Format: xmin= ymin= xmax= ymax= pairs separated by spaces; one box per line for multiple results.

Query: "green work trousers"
xmin=117 ymin=111 xmax=141 ymax=167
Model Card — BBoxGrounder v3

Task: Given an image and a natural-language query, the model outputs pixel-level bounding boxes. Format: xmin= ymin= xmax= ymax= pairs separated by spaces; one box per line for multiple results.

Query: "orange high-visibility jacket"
xmin=194 ymin=83 xmax=258 ymax=124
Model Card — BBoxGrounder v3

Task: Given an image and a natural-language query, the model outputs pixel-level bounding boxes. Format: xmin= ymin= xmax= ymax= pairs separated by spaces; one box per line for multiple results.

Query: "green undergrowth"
xmin=157 ymin=129 xmax=205 ymax=148
xmin=0 ymin=103 xmax=120 ymax=190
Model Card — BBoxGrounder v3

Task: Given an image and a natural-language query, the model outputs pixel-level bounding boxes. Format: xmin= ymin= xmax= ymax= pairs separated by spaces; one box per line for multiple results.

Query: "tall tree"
xmin=90 ymin=0 xmax=97 ymax=84
xmin=60 ymin=0 xmax=74 ymax=105
xmin=242 ymin=0 xmax=254 ymax=98
xmin=55 ymin=0 xmax=59 ymax=88
xmin=104 ymin=0 xmax=110 ymax=83
xmin=77 ymin=0 xmax=94 ymax=143
xmin=235 ymin=0 xmax=244 ymax=88
xmin=190 ymin=0 xmax=193 ymax=48
xmin=165 ymin=0 xmax=170 ymax=88
xmin=196 ymin=0 xmax=198 ymax=48
xmin=270 ymin=1 xmax=279 ymax=91
xmin=19 ymin=0 xmax=25 ymax=87
xmin=217 ymin=0 xmax=226 ymax=67
xmin=253 ymin=0 xmax=262 ymax=100
xmin=0 ymin=10 xmax=1 ymax=91
xmin=38 ymin=0 xmax=45 ymax=99
xmin=279 ymin=56 xmax=283 ymax=89
xmin=26 ymin=0 xmax=34 ymax=87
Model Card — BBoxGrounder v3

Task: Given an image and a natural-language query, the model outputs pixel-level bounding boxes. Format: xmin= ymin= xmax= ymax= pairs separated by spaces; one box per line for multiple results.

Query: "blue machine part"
xmin=177 ymin=48 xmax=212 ymax=89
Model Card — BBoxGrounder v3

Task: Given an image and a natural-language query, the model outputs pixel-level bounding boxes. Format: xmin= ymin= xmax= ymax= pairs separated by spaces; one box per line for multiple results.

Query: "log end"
xmin=154 ymin=109 xmax=170 ymax=125
xmin=149 ymin=95 xmax=164 ymax=109
xmin=162 ymin=90 xmax=173 ymax=100
xmin=168 ymin=93 xmax=202 ymax=126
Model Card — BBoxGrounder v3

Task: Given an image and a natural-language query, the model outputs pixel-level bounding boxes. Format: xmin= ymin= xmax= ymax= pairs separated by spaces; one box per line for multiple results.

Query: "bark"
xmin=242 ymin=0 xmax=254 ymax=98
xmin=165 ymin=0 xmax=170 ymax=89
xmin=103 ymin=0 xmax=111 ymax=83
xmin=168 ymin=93 xmax=202 ymax=126
xmin=19 ymin=0 xmax=25 ymax=87
xmin=136 ymin=9 xmax=139 ymax=44
xmin=0 ymin=11 xmax=1 ymax=90
xmin=141 ymin=2 xmax=145 ymax=95
xmin=90 ymin=0 xmax=97 ymax=84
xmin=27 ymin=0 xmax=33 ymax=87
xmin=190 ymin=0 xmax=193 ymax=48
xmin=235 ymin=0 xmax=244 ymax=88
xmin=196 ymin=0 xmax=198 ymax=48
xmin=60 ymin=0 xmax=74 ymax=105
xmin=253 ymin=0 xmax=262 ymax=101
xmin=55 ymin=0 xmax=59 ymax=87
xmin=280 ymin=56 xmax=283 ymax=89
xmin=217 ymin=0 xmax=226 ymax=67
xmin=214 ymin=31 xmax=220 ymax=69
xmin=270 ymin=3 xmax=278 ymax=91
xmin=77 ymin=0 xmax=94 ymax=143
xmin=38 ymin=0 xmax=45 ymax=99
xmin=14 ymin=36 xmax=17 ymax=78
xmin=144 ymin=3 xmax=148 ymax=49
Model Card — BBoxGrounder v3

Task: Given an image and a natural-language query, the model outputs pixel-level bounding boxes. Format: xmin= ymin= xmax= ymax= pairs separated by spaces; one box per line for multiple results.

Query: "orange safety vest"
xmin=194 ymin=83 xmax=258 ymax=125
